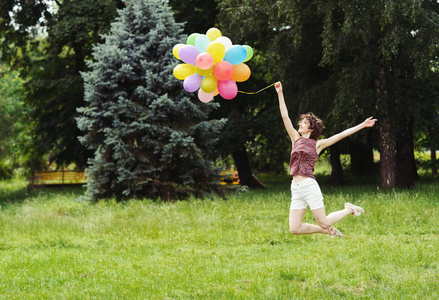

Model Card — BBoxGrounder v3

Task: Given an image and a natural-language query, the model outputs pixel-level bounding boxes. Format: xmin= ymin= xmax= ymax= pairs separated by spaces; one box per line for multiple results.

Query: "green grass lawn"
xmin=0 ymin=178 xmax=438 ymax=299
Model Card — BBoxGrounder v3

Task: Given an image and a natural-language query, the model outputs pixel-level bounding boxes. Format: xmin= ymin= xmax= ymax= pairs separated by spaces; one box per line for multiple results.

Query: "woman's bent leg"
xmin=312 ymin=207 xmax=352 ymax=229
xmin=289 ymin=209 xmax=327 ymax=235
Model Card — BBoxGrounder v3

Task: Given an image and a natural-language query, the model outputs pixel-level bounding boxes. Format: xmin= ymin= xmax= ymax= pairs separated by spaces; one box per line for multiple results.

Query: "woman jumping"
xmin=275 ymin=82 xmax=377 ymax=237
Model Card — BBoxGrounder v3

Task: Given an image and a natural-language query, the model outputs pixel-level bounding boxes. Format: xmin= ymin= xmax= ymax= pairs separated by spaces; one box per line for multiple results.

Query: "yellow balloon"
xmin=214 ymin=88 xmax=219 ymax=96
xmin=196 ymin=65 xmax=214 ymax=76
xmin=173 ymin=64 xmax=196 ymax=80
xmin=172 ymin=44 xmax=185 ymax=60
xmin=206 ymin=28 xmax=222 ymax=41
xmin=231 ymin=63 xmax=251 ymax=82
xmin=201 ymin=75 xmax=218 ymax=93
xmin=206 ymin=42 xmax=226 ymax=63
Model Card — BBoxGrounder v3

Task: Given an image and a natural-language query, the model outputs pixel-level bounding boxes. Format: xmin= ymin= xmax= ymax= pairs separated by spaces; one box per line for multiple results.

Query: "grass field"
xmin=0 ymin=177 xmax=438 ymax=299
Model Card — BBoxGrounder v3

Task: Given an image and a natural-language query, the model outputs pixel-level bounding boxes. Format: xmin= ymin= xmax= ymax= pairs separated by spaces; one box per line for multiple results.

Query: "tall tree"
xmin=218 ymin=0 xmax=439 ymax=189
xmin=77 ymin=0 xmax=225 ymax=201
xmin=0 ymin=64 xmax=27 ymax=178
xmin=0 ymin=0 xmax=122 ymax=168
xmin=318 ymin=0 xmax=439 ymax=188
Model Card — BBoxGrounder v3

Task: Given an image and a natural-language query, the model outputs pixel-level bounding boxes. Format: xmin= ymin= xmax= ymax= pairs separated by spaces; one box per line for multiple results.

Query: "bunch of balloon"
xmin=173 ymin=28 xmax=253 ymax=103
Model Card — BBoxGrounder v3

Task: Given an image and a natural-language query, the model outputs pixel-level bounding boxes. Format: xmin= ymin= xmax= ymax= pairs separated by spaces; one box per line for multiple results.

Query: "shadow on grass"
xmin=0 ymin=180 xmax=29 ymax=205
xmin=0 ymin=180 xmax=86 ymax=206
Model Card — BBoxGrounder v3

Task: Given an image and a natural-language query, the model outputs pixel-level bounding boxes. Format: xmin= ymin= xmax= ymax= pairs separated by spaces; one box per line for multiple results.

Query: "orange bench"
xmin=30 ymin=170 xmax=87 ymax=186
xmin=220 ymin=170 xmax=240 ymax=185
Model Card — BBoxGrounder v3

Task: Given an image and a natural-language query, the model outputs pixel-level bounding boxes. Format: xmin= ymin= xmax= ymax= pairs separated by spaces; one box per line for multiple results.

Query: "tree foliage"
xmin=169 ymin=0 xmax=218 ymax=34
xmin=77 ymin=0 xmax=225 ymax=201
xmin=0 ymin=64 xmax=27 ymax=178
xmin=217 ymin=1 xmax=336 ymax=176
xmin=0 ymin=0 xmax=122 ymax=168
xmin=218 ymin=0 xmax=439 ymax=187
xmin=1 ymin=0 xmax=437 ymax=189
xmin=317 ymin=0 xmax=439 ymax=187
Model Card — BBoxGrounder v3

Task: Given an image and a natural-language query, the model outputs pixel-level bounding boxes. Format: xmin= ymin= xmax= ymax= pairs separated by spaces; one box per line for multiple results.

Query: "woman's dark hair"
xmin=299 ymin=112 xmax=325 ymax=140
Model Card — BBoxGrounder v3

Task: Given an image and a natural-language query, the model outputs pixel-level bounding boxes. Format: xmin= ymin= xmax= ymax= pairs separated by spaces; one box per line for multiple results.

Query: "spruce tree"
xmin=77 ymin=0 xmax=225 ymax=201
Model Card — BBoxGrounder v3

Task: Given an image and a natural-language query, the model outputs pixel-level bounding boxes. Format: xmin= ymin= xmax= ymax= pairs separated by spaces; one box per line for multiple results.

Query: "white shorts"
xmin=290 ymin=178 xmax=324 ymax=210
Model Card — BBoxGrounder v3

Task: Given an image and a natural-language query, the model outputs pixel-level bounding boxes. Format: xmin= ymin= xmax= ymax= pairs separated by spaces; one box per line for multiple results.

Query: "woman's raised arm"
xmin=275 ymin=82 xmax=300 ymax=143
xmin=316 ymin=117 xmax=377 ymax=154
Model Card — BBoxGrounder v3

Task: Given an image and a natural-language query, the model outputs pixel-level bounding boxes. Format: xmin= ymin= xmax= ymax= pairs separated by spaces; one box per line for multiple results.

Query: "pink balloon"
xmin=198 ymin=89 xmax=215 ymax=103
xmin=183 ymin=74 xmax=202 ymax=92
xmin=196 ymin=52 xmax=214 ymax=70
xmin=217 ymin=79 xmax=238 ymax=100
xmin=213 ymin=61 xmax=234 ymax=81
xmin=179 ymin=45 xmax=199 ymax=66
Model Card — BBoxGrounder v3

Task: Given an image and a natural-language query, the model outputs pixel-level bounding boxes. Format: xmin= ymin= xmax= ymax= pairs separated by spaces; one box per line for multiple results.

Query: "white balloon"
xmin=215 ymin=36 xmax=233 ymax=50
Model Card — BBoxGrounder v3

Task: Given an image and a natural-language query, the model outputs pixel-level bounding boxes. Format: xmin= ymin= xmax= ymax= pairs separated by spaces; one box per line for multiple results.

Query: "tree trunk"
xmin=232 ymin=146 xmax=265 ymax=189
xmin=330 ymin=144 xmax=344 ymax=185
xmin=379 ymin=114 xmax=397 ymax=189
xmin=395 ymin=117 xmax=416 ymax=188
xmin=432 ymin=147 xmax=438 ymax=177
xmin=375 ymin=64 xmax=397 ymax=189
xmin=161 ymin=184 xmax=173 ymax=202
xmin=160 ymin=171 xmax=174 ymax=201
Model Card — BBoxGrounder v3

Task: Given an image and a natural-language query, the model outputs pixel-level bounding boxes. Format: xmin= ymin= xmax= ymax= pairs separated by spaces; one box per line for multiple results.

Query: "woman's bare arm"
xmin=275 ymin=82 xmax=300 ymax=144
xmin=316 ymin=117 xmax=377 ymax=154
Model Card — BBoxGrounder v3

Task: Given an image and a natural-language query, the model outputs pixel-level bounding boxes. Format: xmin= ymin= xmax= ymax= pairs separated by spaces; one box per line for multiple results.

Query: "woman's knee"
xmin=289 ymin=225 xmax=302 ymax=235
xmin=312 ymin=208 xmax=330 ymax=229
xmin=316 ymin=219 xmax=330 ymax=229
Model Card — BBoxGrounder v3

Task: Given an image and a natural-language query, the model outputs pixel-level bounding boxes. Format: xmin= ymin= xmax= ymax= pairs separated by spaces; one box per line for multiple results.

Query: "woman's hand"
xmin=362 ymin=117 xmax=377 ymax=128
xmin=275 ymin=81 xmax=283 ymax=94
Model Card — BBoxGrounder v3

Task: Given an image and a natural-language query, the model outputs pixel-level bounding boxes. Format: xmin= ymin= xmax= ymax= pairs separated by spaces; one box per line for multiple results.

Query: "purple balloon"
xmin=179 ymin=45 xmax=199 ymax=66
xmin=183 ymin=74 xmax=202 ymax=92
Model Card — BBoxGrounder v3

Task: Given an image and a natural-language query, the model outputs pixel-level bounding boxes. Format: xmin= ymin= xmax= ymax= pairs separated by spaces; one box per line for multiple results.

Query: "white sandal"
xmin=345 ymin=202 xmax=364 ymax=216
xmin=328 ymin=225 xmax=345 ymax=238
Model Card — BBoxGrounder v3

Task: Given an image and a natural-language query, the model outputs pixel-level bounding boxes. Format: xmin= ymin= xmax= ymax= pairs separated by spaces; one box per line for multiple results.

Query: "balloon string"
xmin=238 ymin=82 xmax=277 ymax=95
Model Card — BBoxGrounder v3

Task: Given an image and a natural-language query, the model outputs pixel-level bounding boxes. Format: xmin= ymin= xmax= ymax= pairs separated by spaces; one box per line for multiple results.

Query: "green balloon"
xmin=243 ymin=45 xmax=254 ymax=62
xmin=187 ymin=33 xmax=200 ymax=46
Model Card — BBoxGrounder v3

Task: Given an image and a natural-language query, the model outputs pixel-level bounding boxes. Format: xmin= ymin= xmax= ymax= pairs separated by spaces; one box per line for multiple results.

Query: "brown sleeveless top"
xmin=289 ymin=137 xmax=318 ymax=179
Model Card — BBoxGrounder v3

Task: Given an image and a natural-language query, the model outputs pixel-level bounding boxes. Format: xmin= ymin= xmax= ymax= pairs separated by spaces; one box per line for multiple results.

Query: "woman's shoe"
xmin=328 ymin=225 xmax=345 ymax=237
xmin=345 ymin=202 xmax=364 ymax=216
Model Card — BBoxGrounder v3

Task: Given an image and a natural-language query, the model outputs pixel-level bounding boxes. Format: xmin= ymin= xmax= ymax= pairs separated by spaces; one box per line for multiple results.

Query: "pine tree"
xmin=77 ymin=0 xmax=225 ymax=201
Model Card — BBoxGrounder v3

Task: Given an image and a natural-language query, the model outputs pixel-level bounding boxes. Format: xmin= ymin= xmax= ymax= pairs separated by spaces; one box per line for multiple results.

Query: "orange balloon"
xmin=231 ymin=63 xmax=251 ymax=82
